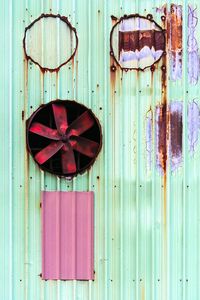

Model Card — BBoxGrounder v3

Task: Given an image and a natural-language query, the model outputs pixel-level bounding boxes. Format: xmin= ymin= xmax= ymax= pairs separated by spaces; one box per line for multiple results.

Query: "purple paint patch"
xmin=155 ymin=5 xmax=166 ymax=14
xmin=146 ymin=110 xmax=153 ymax=169
xmin=188 ymin=6 xmax=200 ymax=85
xmin=188 ymin=100 xmax=200 ymax=154
xmin=169 ymin=102 xmax=183 ymax=171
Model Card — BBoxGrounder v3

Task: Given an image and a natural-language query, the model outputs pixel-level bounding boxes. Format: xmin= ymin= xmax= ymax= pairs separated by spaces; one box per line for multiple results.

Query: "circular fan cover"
xmin=23 ymin=14 xmax=78 ymax=71
xmin=26 ymin=100 xmax=102 ymax=177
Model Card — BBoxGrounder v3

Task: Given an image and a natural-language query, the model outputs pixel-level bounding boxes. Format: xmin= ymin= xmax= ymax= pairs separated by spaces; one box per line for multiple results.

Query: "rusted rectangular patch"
xmin=115 ymin=16 xmax=165 ymax=69
xmin=119 ymin=30 xmax=165 ymax=54
xmin=42 ymin=191 xmax=94 ymax=280
xmin=167 ymin=4 xmax=183 ymax=80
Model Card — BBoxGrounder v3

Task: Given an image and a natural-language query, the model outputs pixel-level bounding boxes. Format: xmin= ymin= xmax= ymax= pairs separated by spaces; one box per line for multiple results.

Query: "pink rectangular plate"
xmin=42 ymin=191 xmax=94 ymax=280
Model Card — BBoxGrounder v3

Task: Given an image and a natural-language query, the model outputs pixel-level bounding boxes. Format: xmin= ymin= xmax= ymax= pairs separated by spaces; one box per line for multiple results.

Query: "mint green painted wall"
xmin=0 ymin=0 xmax=200 ymax=299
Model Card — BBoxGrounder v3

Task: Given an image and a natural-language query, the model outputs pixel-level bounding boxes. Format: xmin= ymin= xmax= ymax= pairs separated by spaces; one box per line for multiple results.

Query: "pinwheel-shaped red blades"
xmin=27 ymin=101 xmax=102 ymax=177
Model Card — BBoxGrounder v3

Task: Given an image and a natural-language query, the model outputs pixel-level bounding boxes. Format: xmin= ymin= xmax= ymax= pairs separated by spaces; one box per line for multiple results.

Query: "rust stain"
xmin=110 ymin=55 xmax=117 ymax=97
xmin=168 ymin=5 xmax=182 ymax=51
xmin=166 ymin=4 xmax=183 ymax=80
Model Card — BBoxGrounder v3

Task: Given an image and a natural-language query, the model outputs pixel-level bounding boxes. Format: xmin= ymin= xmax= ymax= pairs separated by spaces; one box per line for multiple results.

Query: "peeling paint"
xmin=188 ymin=100 xmax=200 ymax=154
xmin=188 ymin=6 xmax=200 ymax=85
xmin=110 ymin=14 xmax=165 ymax=71
xmin=154 ymin=102 xmax=183 ymax=173
xmin=168 ymin=4 xmax=183 ymax=81
xmin=155 ymin=4 xmax=183 ymax=81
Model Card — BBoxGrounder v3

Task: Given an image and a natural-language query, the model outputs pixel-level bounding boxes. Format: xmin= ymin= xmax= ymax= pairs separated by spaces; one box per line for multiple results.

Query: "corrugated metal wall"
xmin=1 ymin=0 xmax=200 ymax=299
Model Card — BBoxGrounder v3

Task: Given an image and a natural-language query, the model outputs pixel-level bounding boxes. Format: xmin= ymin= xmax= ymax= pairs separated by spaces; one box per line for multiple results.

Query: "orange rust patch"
xmin=169 ymin=5 xmax=182 ymax=51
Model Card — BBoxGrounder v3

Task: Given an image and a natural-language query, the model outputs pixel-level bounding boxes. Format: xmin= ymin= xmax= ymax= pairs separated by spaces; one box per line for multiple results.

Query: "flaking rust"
xmin=156 ymin=4 xmax=183 ymax=80
xmin=170 ymin=102 xmax=182 ymax=171
xmin=168 ymin=4 xmax=183 ymax=80
xmin=110 ymin=14 xmax=165 ymax=71
xmin=110 ymin=46 xmax=117 ymax=97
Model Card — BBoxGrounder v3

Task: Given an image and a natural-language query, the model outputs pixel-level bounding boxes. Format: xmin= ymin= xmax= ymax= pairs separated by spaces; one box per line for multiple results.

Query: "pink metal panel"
xmin=42 ymin=191 xmax=94 ymax=280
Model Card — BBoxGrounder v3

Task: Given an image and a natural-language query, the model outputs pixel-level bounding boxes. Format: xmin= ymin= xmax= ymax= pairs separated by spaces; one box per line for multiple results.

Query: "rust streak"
xmin=110 ymin=57 xmax=117 ymax=98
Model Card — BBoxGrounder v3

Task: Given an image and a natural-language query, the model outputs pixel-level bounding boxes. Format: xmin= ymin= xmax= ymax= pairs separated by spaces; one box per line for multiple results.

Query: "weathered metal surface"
xmin=110 ymin=14 xmax=165 ymax=70
xmin=42 ymin=191 xmax=94 ymax=280
xmin=1 ymin=1 xmax=200 ymax=300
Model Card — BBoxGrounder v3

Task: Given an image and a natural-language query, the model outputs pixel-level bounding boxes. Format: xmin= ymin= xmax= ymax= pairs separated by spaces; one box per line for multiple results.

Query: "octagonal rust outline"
xmin=23 ymin=14 xmax=78 ymax=72
xmin=26 ymin=99 xmax=103 ymax=179
xmin=110 ymin=14 xmax=166 ymax=72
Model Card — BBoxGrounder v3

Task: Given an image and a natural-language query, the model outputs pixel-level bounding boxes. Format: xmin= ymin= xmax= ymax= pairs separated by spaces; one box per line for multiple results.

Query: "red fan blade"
xmin=66 ymin=111 xmax=95 ymax=137
xmin=70 ymin=136 xmax=99 ymax=158
xmin=52 ymin=104 xmax=68 ymax=135
xmin=35 ymin=141 xmax=64 ymax=164
xmin=61 ymin=142 xmax=77 ymax=174
xmin=29 ymin=122 xmax=60 ymax=140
